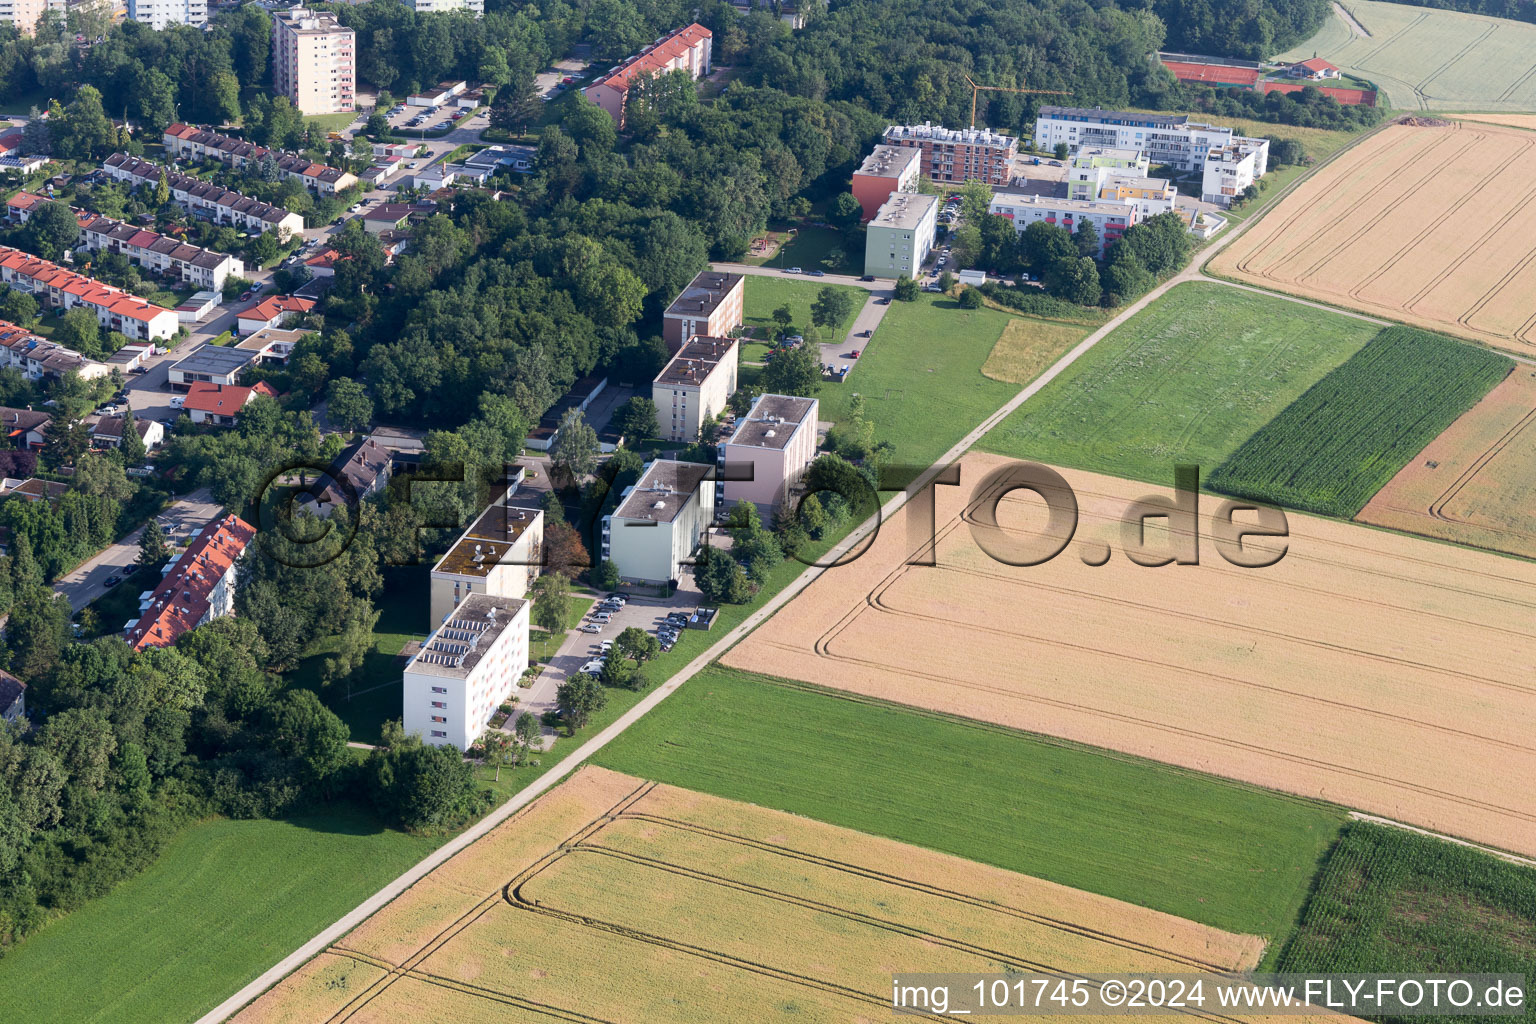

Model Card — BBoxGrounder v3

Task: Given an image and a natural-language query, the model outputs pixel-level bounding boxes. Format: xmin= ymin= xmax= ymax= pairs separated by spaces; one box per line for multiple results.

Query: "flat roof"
xmin=870 ymin=192 xmax=938 ymax=230
xmin=990 ymin=189 xmax=1139 ymax=216
xmin=170 ymin=345 xmax=256 ymax=376
xmin=724 ymin=393 xmax=816 ymax=451
xmin=854 ymin=144 xmax=920 ymax=179
xmin=1075 ymin=145 xmax=1144 ymax=161
xmin=408 ymin=593 xmax=527 ymax=678
xmin=883 ymin=123 xmax=1017 ymax=148
xmin=235 ymin=326 xmax=308 ymax=352
xmin=1039 ymin=106 xmax=1190 ymax=126
xmin=655 ymin=335 xmax=736 ymax=388
xmin=432 ymin=490 xmax=542 ymax=580
xmin=613 ymin=460 xmax=712 ymax=524
xmin=663 ymin=270 xmax=744 ymax=320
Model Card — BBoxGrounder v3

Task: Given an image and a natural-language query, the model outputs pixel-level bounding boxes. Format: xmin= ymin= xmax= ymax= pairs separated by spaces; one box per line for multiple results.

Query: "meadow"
xmin=596 ymin=668 xmax=1345 ymax=941
xmin=1208 ymin=327 xmax=1513 ymax=517
xmin=980 ymin=283 xmax=1378 ymax=485
xmin=1276 ymin=0 xmax=1536 ymax=111
xmin=738 ymin=274 xmax=865 ymax=350
xmin=1279 ymin=822 xmax=1536 ymax=1024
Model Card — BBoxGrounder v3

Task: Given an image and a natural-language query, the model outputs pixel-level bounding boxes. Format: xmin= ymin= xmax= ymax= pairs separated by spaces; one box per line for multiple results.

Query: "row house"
xmin=583 ymin=23 xmax=712 ymax=126
xmin=162 ymin=124 xmax=358 ymax=194
xmin=126 ymin=513 xmax=255 ymax=649
xmin=104 ymin=155 xmax=306 ymax=239
xmin=0 ymin=319 xmax=111 ymax=382
xmin=76 ymin=214 xmax=246 ymax=292
xmin=0 ymin=246 xmax=179 ymax=341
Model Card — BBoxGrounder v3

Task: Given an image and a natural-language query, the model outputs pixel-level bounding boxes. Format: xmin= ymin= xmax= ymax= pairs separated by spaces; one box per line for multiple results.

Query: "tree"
xmin=1072 ymin=218 xmax=1100 ymax=258
xmin=154 ymin=169 xmax=171 ymax=208
xmin=958 ymin=287 xmax=984 ymax=309
xmin=267 ymin=689 xmax=350 ymax=785
xmin=479 ymin=730 xmax=512 ymax=781
xmin=22 ymin=106 xmax=50 ymax=156
xmin=56 ymin=307 xmax=102 ymax=355
xmin=1053 ymin=142 xmax=1070 ymax=160
xmin=138 ymin=520 xmax=169 ymax=568
xmin=614 ymin=397 xmax=658 ymax=442
xmin=564 ymin=96 xmax=617 ymax=154
xmin=595 ymin=560 xmax=621 ymax=590
xmin=695 ymin=546 xmax=751 ymax=604
xmin=387 ymin=742 xmax=477 ymax=830
xmin=55 ymin=86 xmax=115 ymax=162
xmin=72 ymin=452 xmax=133 ymax=500
xmin=615 ymin=625 xmax=659 ymax=664
xmin=771 ymin=304 xmax=794 ymax=332
xmin=810 ymin=286 xmax=854 ymax=329
xmin=119 ymin=407 xmax=146 ymax=464
xmin=0 ymin=289 xmax=39 ymax=327
xmin=762 ymin=341 xmax=822 ymax=397
xmin=513 ymin=710 xmax=541 ymax=763
xmin=26 ymin=201 xmax=84 ymax=261
xmin=938 ymin=270 xmax=955 ymax=293
xmin=529 ymin=573 xmax=571 ymax=634
xmin=555 ymin=672 xmax=606 ymax=732
xmin=830 ymin=191 xmax=863 ymax=229
xmin=325 ymin=377 xmax=373 ymax=433
xmin=1044 ymin=255 xmax=1102 ymax=306
xmin=489 ymin=74 xmax=539 ymax=137
xmin=893 ymin=276 xmax=919 ymax=301
xmin=40 ymin=419 xmax=88 ymax=470
xmin=549 ymin=408 xmax=599 ymax=481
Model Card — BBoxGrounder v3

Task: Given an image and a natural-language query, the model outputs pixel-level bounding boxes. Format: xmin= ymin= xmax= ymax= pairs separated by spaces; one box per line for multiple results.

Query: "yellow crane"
xmin=963 ymin=75 xmax=1067 ymax=128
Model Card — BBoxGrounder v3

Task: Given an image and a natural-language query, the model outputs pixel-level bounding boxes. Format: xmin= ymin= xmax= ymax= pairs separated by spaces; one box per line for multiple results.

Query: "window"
xmin=431 ymin=700 xmax=447 ymax=709
xmin=431 ymin=715 xmax=446 ymax=723
xmin=431 ymin=686 xmax=447 ymax=694
xmin=430 ymin=730 xmax=447 ymax=738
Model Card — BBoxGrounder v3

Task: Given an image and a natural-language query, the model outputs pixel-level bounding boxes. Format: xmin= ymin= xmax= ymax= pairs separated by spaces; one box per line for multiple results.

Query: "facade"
xmin=126 ymin=0 xmax=205 ymax=29
xmin=4 ymin=190 xmax=46 ymax=222
xmin=428 ymin=488 xmax=543 ymax=629
xmin=1066 ymin=147 xmax=1150 ymax=200
xmin=661 ymin=270 xmax=744 ymax=353
xmin=882 ymin=123 xmax=1017 ymax=186
xmin=236 ymin=295 xmax=316 ymax=335
xmin=1201 ymin=139 xmax=1270 ymax=207
xmin=583 ymin=23 xmax=712 ymax=126
xmin=104 ymin=154 xmax=307 ymax=237
xmin=408 ymin=81 xmax=468 ymax=106
xmin=864 ymin=192 xmax=938 ymax=279
xmin=0 ymin=670 xmax=24 ymax=724
xmin=404 ymin=0 xmax=482 ymax=12
xmin=402 ymin=593 xmax=529 ymax=750
xmin=0 ymin=246 xmax=179 ymax=341
xmin=718 ymin=393 xmax=818 ymax=508
xmin=77 ymin=214 xmax=246 ymax=292
xmin=168 ymin=346 xmax=255 ymax=390
xmin=601 ymin=459 xmax=715 ymax=584
xmin=1036 ymin=106 xmax=1270 ymax=183
xmin=235 ymin=325 xmax=305 ymax=366
xmin=652 ymin=335 xmax=739 ymax=443
xmin=126 ymin=514 xmax=255 ymax=650
xmin=0 ymin=320 xmax=111 ymax=382
xmin=1070 ymin=168 xmax=1179 ymax=219
xmin=183 ymin=382 xmax=256 ymax=425
xmin=92 ymin=414 xmax=164 ymax=451
xmin=160 ymin=127 xmax=358 ymax=194
xmin=988 ymin=190 xmax=1138 ymax=257
xmin=272 ymin=8 xmax=356 ymax=116
xmin=850 ymin=144 xmax=921 ymax=222
xmin=0 ymin=0 xmax=56 ymax=34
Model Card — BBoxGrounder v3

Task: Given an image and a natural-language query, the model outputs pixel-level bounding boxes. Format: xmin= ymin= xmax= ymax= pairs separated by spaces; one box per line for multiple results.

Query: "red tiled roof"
xmin=1296 ymin=57 xmax=1340 ymax=72
xmin=0 ymin=246 xmax=172 ymax=324
xmin=241 ymin=295 xmax=316 ymax=322
xmin=183 ymin=381 xmax=255 ymax=415
xmin=589 ymin=23 xmax=711 ymax=94
xmin=129 ymin=513 xmax=255 ymax=650
xmin=6 ymin=191 xmax=45 ymax=211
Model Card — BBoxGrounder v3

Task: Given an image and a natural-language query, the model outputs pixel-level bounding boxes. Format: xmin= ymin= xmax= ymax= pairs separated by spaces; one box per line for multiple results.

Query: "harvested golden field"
xmin=1357 ymin=367 xmax=1536 ymax=559
xmin=723 ymin=452 xmax=1536 ymax=857
xmin=234 ymin=766 xmax=1291 ymax=1024
xmin=1212 ymin=121 xmax=1536 ymax=355
xmin=1455 ymin=114 xmax=1536 ymax=131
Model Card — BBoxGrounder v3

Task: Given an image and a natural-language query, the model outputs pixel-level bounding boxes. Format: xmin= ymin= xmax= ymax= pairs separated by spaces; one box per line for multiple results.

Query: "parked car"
xmin=239 ymin=290 xmax=252 ymax=302
xmin=580 ymin=623 xmax=603 ymax=634
xmin=851 ymin=349 xmax=862 ymax=358
xmin=580 ymin=659 xmax=607 ymax=674
xmin=876 ymin=296 xmax=891 ymax=304
xmin=103 ymin=575 xmax=122 ymax=588
xmin=808 ymin=269 xmax=826 ymax=277
xmin=563 ymin=76 xmax=575 ymax=84
xmin=599 ymin=640 xmax=614 ymax=652
xmin=860 ymin=274 xmax=875 ymax=282
xmin=784 ymin=266 xmax=803 ymax=274
xmin=605 ymin=593 xmax=627 ymax=605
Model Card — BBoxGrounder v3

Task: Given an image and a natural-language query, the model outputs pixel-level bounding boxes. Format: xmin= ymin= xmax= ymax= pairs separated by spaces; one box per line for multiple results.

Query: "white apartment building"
xmin=1068 ymin=164 xmax=1179 ymax=220
xmin=126 ymin=0 xmax=206 ymax=29
xmin=405 ymin=0 xmax=482 ymax=12
xmin=602 ymin=459 xmax=715 ymax=585
xmin=104 ymin=154 xmax=307 ymax=238
xmin=1202 ymin=139 xmax=1270 ymax=207
xmin=272 ymin=8 xmax=356 ymax=116
xmin=653 ymin=335 xmax=739 ymax=443
xmin=0 ymin=320 xmax=111 ymax=382
xmin=718 ymin=393 xmax=818 ymax=509
xmin=428 ymin=489 xmax=544 ymax=630
xmin=864 ymin=192 xmax=937 ymax=279
xmin=1067 ymin=146 xmax=1150 ymax=200
xmin=1035 ymin=106 xmax=1266 ymax=177
xmin=0 ymin=246 xmax=180 ymax=342
xmin=403 ymin=594 xmax=530 ymax=750
xmin=77 ymin=214 xmax=245 ymax=292
xmin=987 ymin=190 xmax=1138 ymax=257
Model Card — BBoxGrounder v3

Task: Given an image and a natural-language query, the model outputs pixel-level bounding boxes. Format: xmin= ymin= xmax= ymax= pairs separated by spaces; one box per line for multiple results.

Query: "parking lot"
xmin=384 ymin=102 xmax=462 ymax=134
xmin=570 ymin=589 xmax=706 ymax=664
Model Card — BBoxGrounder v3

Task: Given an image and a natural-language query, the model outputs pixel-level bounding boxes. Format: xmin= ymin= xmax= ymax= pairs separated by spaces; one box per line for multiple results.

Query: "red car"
xmin=851 ymin=349 xmax=862 ymax=358
xmin=239 ymin=290 xmax=252 ymax=302
xmin=562 ymin=76 xmax=575 ymax=84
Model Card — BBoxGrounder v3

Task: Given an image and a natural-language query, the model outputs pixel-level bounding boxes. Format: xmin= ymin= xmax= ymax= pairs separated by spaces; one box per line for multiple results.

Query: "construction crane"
xmin=963 ymin=75 xmax=1067 ymax=129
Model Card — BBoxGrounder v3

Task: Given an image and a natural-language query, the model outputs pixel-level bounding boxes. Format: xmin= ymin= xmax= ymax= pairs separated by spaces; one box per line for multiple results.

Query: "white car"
xmin=580 ymin=659 xmax=607 ymax=674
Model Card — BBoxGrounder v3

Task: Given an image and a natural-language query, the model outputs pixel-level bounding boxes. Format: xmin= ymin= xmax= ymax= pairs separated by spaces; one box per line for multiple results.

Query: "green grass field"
xmin=980 ymin=283 xmax=1379 ymax=486
xmin=739 ymin=275 xmax=865 ymax=350
xmin=1208 ymin=327 xmax=1512 ymax=517
xmin=1278 ymin=0 xmax=1536 ymax=111
xmin=0 ymin=806 xmax=438 ymax=1024
xmin=302 ymin=110 xmax=361 ymax=133
xmin=529 ymin=595 xmax=595 ymax=664
xmin=745 ymin=225 xmax=863 ymax=276
xmin=595 ymin=668 xmax=1346 ymax=942
xmin=821 ymin=292 xmax=1020 ymax=468
xmin=1279 ymin=822 xmax=1536 ymax=1024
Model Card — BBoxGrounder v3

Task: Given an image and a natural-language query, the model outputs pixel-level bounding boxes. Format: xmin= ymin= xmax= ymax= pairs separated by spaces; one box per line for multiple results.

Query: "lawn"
xmin=980 ymin=282 xmax=1379 ymax=487
xmin=1279 ymin=822 xmax=1536 ymax=1024
xmin=745 ymin=224 xmax=863 ymax=276
xmin=528 ymin=594 xmax=595 ymax=664
xmin=739 ymin=275 xmax=865 ymax=350
xmin=302 ymin=111 xmax=360 ymax=133
xmin=0 ymin=805 xmax=438 ymax=1024
xmin=1208 ymin=326 xmax=1513 ymax=518
xmin=594 ymin=668 xmax=1347 ymax=943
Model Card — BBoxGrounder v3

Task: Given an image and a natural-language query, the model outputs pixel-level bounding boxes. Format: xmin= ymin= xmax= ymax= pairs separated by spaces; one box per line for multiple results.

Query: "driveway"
xmin=536 ymin=57 xmax=592 ymax=100
xmin=53 ymin=488 xmax=223 ymax=613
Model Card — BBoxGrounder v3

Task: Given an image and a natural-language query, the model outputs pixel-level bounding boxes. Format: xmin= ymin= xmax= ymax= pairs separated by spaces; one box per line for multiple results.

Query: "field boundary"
xmin=1346 ymin=812 xmax=1536 ymax=869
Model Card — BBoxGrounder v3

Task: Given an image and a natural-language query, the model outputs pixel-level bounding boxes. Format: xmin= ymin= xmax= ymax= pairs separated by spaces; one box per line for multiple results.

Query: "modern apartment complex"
xmin=882 ymin=123 xmax=1018 ymax=185
xmin=402 ymin=594 xmax=529 ymax=750
xmin=162 ymin=126 xmax=358 ymax=194
xmin=583 ymin=23 xmax=712 ymax=126
xmin=126 ymin=514 xmax=255 ymax=649
xmin=864 ymin=192 xmax=938 ymax=279
xmin=0 ymin=246 xmax=180 ymax=341
xmin=850 ymin=144 xmax=921 ymax=221
xmin=1201 ymin=139 xmax=1270 ymax=206
xmin=601 ymin=459 xmax=715 ymax=584
xmin=104 ymin=155 xmax=307 ymax=238
xmin=0 ymin=319 xmax=111 ymax=382
xmin=653 ymin=335 xmax=739 ymax=442
xmin=987 ymin=190 xmax=1138 ymax=257
xmin=661 ymin=270 xmax=744 ymax=353
xmin=272 ymin=8 xmax=355 ymax=116
xmin=77 ymin=214 xmax=246 ymax=292
xmin=126 ymin=0 xmax=205 ymax=29
xmin=718 ymin=393 xmax=818 ymax=509
xmin=1066 ymin=147 xmax=1150 ymax=200
xmin=404 ymin=0 xmax=482 ymax=11
xmin=428 ymin=489 xmax=544 ymax=630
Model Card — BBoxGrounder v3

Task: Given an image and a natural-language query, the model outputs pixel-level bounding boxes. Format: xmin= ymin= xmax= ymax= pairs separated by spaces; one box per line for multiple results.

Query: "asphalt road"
xmin=53 ymin=488 xmax=222 ymax=614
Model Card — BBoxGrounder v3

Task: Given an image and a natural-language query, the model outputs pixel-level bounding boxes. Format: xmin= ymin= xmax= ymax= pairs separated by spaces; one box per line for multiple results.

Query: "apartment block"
xmin=882 ymin=123 xmax=1018 ymax=185
xmin=0 ymin=0 xmax=59 ymax=34
xmin=601 ymin=459 xmax=715 ymax=585
xmin=1066 ymin=146 xmax=1150 ymax=200
xmin=864 ymin=192 xmax=938 ymax=279
xmin=162 ymin=126 xmax=358 ymax=194
xmin=583 ymin=23 xmax=712 ymax=126
xmin=126 ymin=0 xmax=205 ymax=29
xmin=104 ymin=155 xmax=307 ymax=238
xmin=428 ymin=489 xmax=543 ymax=630
xmin=851 ymin=144 xmax=921 ymax=222
xmin=0 ymin=320 xmax=110 ymax=382
xmin=987 ymin=190 xmax=1138 ymax=257
xmin=718 ymin=393 xmax=818 ymax=509
xmin=0 ymin=246 xmax=180 ymax=341
xmin=1035 ymin=106 xmax=1270 ymax=187
xmin=126 ymin=514 xmax=255 ymax=649
xmin=661 ymin=270 xmax=744 ymax=353
xmin=404 ymin=0 xmax=482 ymax=12
xmin=272 ymin=8 xmax=355 ymax=116
xmin=653 ymin=335 xmax=739 ymax=442
xmin=403 ymin=594 xmax=529 ymax=750
xmin=77 ymin=214 xmax=245 ymax=292
xmin=1201 ymin=139 xmax=1270 ymax=207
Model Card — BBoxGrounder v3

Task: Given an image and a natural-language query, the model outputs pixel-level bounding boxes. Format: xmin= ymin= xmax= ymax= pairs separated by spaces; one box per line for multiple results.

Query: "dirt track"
xmin=724 ymin=454 xmax=1536 ymax=858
